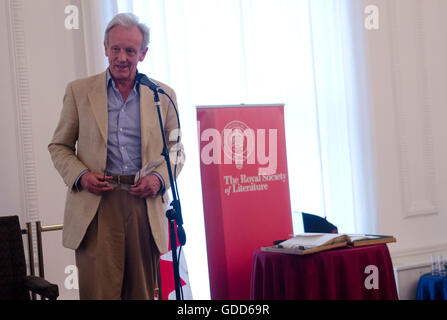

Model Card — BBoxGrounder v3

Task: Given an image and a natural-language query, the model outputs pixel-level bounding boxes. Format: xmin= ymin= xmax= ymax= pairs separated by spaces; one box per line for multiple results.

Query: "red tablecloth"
xmin=250 ymin=244 xmax=398 ymax=300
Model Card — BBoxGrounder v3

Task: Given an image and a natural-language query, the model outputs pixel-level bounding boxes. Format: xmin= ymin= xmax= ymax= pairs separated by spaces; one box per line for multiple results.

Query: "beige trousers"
xmin=75 ymin=186 xmax=159 ymax=300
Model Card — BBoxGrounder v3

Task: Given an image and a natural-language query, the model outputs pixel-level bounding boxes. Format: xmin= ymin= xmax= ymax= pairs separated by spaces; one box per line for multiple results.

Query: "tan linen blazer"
xmin=48 ymin=71 xmax=184 ymax=254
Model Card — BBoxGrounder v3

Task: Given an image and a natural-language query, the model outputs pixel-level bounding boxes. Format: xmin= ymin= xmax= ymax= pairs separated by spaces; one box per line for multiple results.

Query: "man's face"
xmin=105 ymin=25 xmax=148 ymax=82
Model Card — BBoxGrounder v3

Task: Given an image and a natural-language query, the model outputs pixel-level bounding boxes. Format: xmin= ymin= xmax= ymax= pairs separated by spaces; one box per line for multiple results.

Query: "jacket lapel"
xmin=87 ymin=72 xmax=108 ymax=144
xmin=140 ymin=85 xmax=160 ymax=165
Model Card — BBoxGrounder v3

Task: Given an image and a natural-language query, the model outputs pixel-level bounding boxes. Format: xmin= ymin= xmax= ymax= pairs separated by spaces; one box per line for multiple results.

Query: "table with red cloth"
xmin=250 ymin=244 xmax=398 ymax=300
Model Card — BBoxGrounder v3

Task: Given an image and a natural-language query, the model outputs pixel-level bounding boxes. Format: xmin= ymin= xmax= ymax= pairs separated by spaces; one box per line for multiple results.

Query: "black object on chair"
xmin=302 ymin=212 xmax=338 ymax=233
xmin=0 ymin=215 xmax=59 ymax=300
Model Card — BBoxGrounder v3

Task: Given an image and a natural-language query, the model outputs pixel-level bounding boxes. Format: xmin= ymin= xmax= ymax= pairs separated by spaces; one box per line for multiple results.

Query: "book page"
xmin=347 ymin=234 xmax=396 ymax=247
xmin=279 ymin=233 xmax=350 ymax=249
xmin=348 ymin=234 xmax=380 ymax=242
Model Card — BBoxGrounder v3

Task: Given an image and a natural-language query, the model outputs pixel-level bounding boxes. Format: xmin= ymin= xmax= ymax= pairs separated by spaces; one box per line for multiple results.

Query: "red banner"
xmin=197 ymin=104 xmax=293 ymax=299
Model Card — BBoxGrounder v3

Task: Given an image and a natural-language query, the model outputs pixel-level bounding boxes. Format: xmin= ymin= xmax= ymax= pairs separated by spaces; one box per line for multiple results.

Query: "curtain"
xmin=85 ymin=0 xmax=374 ymax=299
xmin=308 ymin=0 xmax=377 ymax=234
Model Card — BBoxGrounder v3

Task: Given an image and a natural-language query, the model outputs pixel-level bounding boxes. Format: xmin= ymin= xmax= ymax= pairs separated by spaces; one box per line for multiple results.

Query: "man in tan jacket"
xmin=48 ymin=13 xmax=183 ymax=299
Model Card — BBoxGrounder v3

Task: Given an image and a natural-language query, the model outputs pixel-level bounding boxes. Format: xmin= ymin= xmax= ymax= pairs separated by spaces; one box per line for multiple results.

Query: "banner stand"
xmin=197 ymin=104 xmax=293 ymax=299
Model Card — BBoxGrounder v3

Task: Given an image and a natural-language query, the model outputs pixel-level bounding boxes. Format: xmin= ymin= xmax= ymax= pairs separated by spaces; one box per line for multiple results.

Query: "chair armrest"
xmin=24 ymin=276 xmax=59 ymax=300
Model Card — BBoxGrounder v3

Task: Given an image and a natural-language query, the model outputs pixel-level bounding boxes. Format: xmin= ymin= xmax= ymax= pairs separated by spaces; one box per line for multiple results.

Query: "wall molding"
xmin=388 ymin=0 xmax=437 ymax=219
xmin=391 ymin=241 xmax=447 ymax=260
xmin=6 ymin=0 xmax=40 ymax=223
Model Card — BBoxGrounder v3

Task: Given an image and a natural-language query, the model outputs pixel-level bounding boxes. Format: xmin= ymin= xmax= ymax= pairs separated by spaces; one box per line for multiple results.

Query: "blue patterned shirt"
xmin=105 ymin=69 xmax=142 ymax=175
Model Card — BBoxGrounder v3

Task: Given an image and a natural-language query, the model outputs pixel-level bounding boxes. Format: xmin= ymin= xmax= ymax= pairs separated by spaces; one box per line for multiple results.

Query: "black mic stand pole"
xmin=152 ymin=89 xmax=184 ymax=301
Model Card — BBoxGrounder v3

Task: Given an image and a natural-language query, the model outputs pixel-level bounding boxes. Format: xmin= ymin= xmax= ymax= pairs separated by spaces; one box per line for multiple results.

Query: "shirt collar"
xmin=106 ymin=68 xmax=139 ymax=94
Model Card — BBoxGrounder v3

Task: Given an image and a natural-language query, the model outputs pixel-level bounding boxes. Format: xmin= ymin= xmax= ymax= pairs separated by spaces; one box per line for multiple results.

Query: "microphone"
xmin=138 ymin=70 xmax=185 ymax=299
xmin=135 ymin=72 xmax=163 ymax=93
xmin=136 ymin=71 xmax=185 ymax=247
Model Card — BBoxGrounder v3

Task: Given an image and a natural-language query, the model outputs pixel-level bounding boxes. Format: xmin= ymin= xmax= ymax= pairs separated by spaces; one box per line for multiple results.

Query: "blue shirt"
xmin=105 ymin=69 xmax=142 ymax=175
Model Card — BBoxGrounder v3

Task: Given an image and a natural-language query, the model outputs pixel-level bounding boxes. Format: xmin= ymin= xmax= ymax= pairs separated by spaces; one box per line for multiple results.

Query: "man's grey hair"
xmin=104 ymin=13 xmax=150 ymax=50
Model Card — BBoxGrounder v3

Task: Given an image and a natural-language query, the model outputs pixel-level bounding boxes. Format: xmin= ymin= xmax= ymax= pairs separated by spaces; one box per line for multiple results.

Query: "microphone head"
xmin=136 ymin=72 xmax=160 ymax=92
xmin=135 ymin=72 xmax=143 ymax=83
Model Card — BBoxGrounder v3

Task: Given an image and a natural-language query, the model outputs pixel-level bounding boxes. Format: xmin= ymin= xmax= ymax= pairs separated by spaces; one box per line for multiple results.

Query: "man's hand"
xmin=79 ymin=172 xmax=114 ymax=195
xmin=129 ymin=174 xmax=161 ymax=198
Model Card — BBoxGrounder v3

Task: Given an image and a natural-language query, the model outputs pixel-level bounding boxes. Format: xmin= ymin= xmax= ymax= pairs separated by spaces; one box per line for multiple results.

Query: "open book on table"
xmin=262 ymin=233 xmax=396 ymax=255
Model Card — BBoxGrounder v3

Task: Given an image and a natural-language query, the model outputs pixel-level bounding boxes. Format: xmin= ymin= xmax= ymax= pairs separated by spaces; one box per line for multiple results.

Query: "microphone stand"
xmin=152 ymin=88 xmax=185 ymax=300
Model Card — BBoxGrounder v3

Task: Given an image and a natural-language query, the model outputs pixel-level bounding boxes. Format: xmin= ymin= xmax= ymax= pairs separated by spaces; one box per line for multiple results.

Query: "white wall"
xmin=0 ymin=0 xmax=23 ymax=218
xmin=361 ymin=0 xmax=447 ymax=291
xmin=0 ymin=0 xmax=90 ymax=299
